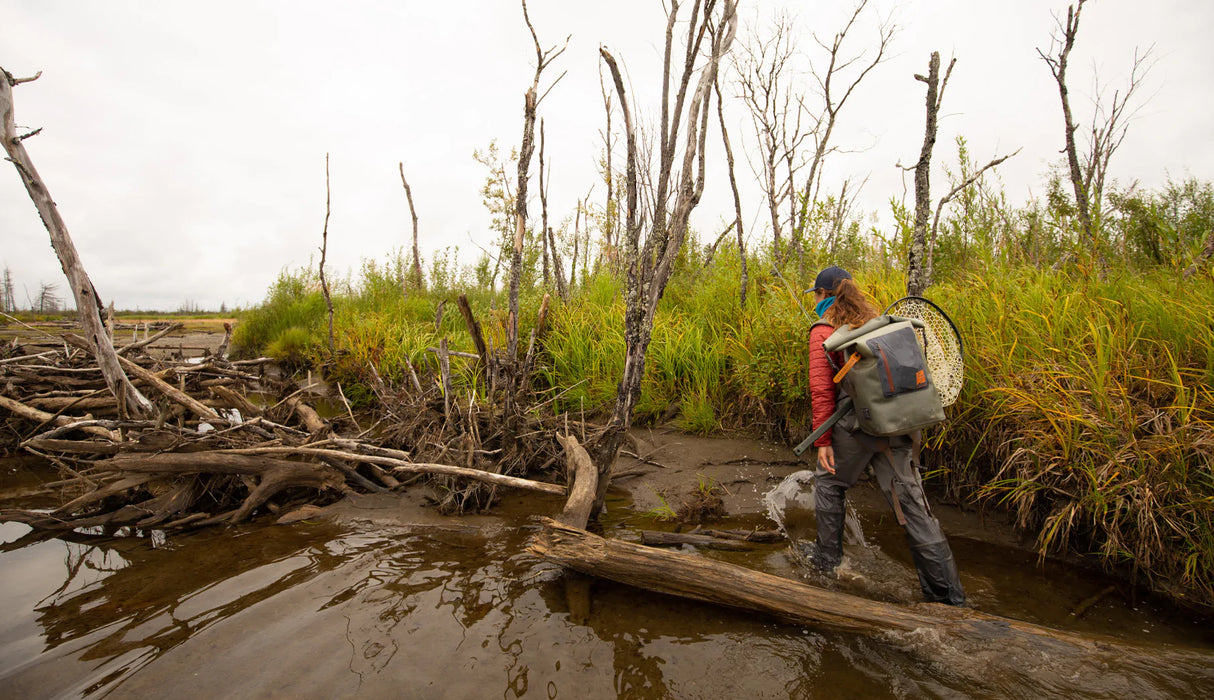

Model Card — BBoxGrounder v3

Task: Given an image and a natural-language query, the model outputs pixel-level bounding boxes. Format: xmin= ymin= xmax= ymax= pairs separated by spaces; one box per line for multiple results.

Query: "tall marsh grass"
xmin=928 ymin=268 xmax=1214 ymax=602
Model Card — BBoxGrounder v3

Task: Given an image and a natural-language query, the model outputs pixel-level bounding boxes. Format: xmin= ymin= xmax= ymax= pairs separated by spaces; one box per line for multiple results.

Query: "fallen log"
xmin=209 ymin=384 xmax=263 ymax=418
xmin=92 ymin=452 xmax=348 ymax=524
xmin=0 ymin=394 xmax=121 ymax=441
xmin=22 ymin=437 xmax=124 ymax=455
xmin=699 ymin=527 xmax=784 ymax=543
xmin=117 ymin=322 xmax=183 ymax=355
xmin=639 ymin=530 xmax=757 ymax=551
xmin=527 ymin=517 xmax=1120 ymax=651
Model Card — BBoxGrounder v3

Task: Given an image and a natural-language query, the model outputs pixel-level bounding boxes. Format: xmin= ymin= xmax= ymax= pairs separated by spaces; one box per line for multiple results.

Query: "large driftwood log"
xmin=0 ymin=68 xmax=154 ymax=418
xmin=528 ymin=517 xmax=1118 ymax=652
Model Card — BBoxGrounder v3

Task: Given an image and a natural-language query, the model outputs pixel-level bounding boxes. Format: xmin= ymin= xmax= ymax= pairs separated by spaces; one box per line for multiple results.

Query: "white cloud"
xmin=2 ymin=0 xmax=1211 ymax=310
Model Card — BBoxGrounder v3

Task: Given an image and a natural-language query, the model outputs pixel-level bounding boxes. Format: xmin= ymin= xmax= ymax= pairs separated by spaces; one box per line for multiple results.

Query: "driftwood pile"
xmin=0 ymin=321 xmax=570 ymax=534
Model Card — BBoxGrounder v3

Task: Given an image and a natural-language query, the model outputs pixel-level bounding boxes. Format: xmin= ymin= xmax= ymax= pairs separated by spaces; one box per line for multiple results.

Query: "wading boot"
xmin=811 ymin=506 xmax=845 ymax=572
xmin=909 ymin=540 xmax=967 ymax=606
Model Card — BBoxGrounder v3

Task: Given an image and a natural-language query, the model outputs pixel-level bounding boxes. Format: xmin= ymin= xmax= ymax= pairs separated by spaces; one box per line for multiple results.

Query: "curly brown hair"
xmin=823 ymin=278 xmax=879 ymax=329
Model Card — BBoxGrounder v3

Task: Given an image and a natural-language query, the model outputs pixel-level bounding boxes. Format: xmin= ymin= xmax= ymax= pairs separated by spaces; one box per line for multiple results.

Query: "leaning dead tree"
xmin=714 ymin=76 xmax=748 ymax=308
xmin=590 ymin=0 xmax=739 ymax=512
xmin=1 ymin=67 xmax=154 ymax=418
xmin=319 ymin=153 xmax=335 ymax=354
xmin=1038 ymin=0 xmax=1151 ymax=258
xmin=398 ymin=161 xmax=423 ymax=290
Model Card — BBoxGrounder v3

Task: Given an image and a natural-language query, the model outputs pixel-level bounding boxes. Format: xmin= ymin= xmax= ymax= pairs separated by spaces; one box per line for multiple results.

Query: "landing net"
xmin=885 ymin=296 xmax=964 ymax=407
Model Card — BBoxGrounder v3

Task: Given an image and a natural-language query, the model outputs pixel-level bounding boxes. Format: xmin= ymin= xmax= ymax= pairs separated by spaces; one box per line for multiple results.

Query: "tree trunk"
xmin=0 ymin=68 xmax=153 ymax=419
xmin=907 ymin=52 xmax=953 ymax=297
xmin=319 ymin=153 xmax=335 ymax=354
xmin=590 ymin=1 xmax=737 ymax=514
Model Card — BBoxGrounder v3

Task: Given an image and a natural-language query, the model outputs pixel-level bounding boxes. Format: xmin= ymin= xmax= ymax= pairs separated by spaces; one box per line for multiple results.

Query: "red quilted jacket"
xmin=808 ymin=322 xmax=841 ymax=447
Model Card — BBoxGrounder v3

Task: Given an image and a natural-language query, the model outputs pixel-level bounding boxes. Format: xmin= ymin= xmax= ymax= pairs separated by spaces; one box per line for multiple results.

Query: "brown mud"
xmin=2 ymin=426 xmax=1213 ymax=698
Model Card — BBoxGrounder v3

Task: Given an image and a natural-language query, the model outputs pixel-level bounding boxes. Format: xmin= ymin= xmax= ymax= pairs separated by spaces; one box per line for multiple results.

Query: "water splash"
xmin=764 ymin=470 xmax=867 ymax=570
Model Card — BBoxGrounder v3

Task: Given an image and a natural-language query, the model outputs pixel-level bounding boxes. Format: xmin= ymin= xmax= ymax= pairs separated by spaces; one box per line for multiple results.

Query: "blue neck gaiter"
xmin=815 ymin=296 xmax=836 ymax=318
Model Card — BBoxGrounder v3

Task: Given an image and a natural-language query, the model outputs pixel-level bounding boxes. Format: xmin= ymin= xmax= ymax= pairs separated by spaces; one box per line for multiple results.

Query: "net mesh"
xmin=887 ymin=297 xmax=964 ymax=406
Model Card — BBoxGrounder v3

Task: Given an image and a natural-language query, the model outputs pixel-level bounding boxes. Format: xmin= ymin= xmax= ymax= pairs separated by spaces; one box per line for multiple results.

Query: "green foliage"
xmin=231 ymin=265 xmax=326 ymax=359
xmin=265 ymin=326 xmax=312 ymax=370
xmin=1110 ymin=178 xmax=1214 ymax=268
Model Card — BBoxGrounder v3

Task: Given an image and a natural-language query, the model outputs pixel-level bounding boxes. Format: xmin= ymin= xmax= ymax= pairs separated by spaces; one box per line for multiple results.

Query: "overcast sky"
xmin=3 ymin=0 xmax=1212 ymax=311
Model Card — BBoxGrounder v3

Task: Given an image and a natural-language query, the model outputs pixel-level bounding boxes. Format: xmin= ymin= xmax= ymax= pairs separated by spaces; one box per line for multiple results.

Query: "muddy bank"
xmin=2 ymin=429 xmax=1213 ymax=698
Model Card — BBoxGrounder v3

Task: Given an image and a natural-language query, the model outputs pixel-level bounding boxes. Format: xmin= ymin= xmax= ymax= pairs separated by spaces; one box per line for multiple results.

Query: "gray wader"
xmin=813 ymin=420 xmax=966 ymax=606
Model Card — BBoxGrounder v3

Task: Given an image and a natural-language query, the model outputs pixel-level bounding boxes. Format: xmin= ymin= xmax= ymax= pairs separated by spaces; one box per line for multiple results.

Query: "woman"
xmin=807 ymin=266 xmax=966 ymax=606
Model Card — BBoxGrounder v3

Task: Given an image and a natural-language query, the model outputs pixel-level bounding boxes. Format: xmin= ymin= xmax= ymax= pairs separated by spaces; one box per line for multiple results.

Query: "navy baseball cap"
xmin=807 ymin=266 xmax=852 ymax=294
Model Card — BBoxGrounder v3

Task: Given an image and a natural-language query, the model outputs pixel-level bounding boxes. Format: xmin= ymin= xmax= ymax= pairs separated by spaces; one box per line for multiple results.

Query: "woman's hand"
xmin=817 ymin=445 xmax=836 ymax=474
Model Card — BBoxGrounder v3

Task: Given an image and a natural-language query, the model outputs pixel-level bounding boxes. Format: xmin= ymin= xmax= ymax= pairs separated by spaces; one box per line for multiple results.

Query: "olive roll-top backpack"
xmin=822 ymin=315 xmax=946 ymax=437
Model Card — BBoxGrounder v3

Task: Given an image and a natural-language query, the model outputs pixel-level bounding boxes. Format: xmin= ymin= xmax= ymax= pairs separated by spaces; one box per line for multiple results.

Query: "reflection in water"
xmin=2 ymin=507 xmax=1214 ymax=698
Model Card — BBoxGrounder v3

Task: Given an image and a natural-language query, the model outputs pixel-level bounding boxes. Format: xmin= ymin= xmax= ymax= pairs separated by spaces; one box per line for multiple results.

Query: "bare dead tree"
xmin=36 ymin=281 xmax=61 ymax=313
xmin=1082 ymin=47 xmax=1153 ymax=229
xmin=1 ymin=265 xmax=15 ymax=313
xmin=714 ymin=76 xmax=748 ymax=308
xmin=507 ymin=0 xmax=568 ymax=372
xmin=592 ymin=0 xmax=738 ymax=513
xmin=319 ymin=153 xmax=335 ymax=354
xmin=398 ymin=161 xmax=423 ymax=290
xmin=794 ymin=0 xmax=894 ymax=239
xmin=539 ymin=120 xmax=551 ymax=287
xmin=906 ymin=52 xmax=954 ymax=297
xmin=1 ymin=67 xmax=153 ymax=417
xmin=538 ymin=120 xmax=569 ymax=301
xmin=903 ymin=54 xmax=1018 ymax=293
xmin=598 ymin=64 xmax=617 ymax=271
xmin=735 ymin=11 xmax=807 ymax=259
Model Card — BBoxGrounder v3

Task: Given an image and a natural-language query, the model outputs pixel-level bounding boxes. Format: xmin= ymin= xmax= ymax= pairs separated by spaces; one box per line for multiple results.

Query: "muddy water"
xmin=3 ymin=452 xmax=1214 ymax=698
